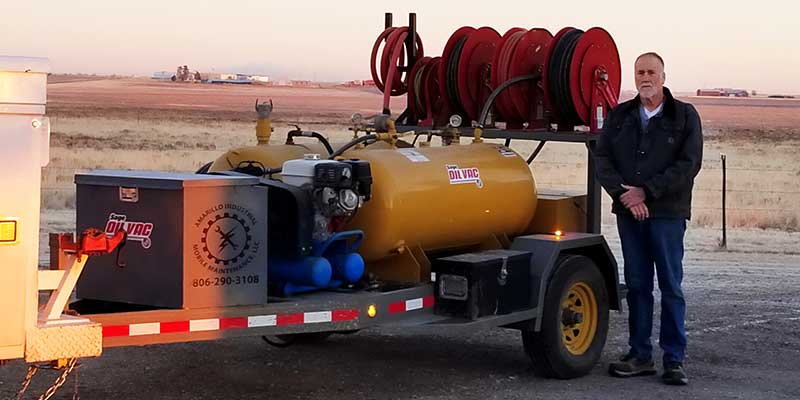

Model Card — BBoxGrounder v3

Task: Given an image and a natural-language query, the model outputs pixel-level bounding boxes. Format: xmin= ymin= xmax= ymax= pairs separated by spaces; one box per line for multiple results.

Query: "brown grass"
xmin=41 ymin=79 xmax=800 ymax=231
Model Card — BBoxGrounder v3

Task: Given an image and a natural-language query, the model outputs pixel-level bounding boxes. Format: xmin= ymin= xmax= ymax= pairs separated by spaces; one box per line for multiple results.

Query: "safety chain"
xmin=15 ymin=358 xmax=80 ymax=400
xmin=15 ymin=365 xmax=38 ymax=400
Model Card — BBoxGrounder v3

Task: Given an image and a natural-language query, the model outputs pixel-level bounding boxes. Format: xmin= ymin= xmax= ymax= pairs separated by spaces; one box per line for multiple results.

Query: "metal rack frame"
xmin=379 ymin=13 xmax=604 ymax=234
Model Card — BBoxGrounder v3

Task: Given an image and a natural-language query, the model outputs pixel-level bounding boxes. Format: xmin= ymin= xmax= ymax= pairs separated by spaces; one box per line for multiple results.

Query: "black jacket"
xmin=594 ymin=87 xmax=703 ymax=219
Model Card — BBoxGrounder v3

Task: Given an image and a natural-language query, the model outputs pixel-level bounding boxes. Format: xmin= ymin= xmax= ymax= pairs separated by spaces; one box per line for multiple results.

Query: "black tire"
xmin=522 ymin=254 xmax=609 ymax=379
xmin=261 ymin=332 xmax=333 ymax=347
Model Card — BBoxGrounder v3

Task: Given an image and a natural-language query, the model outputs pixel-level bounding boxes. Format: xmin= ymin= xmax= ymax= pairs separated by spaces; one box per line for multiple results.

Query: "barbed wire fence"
xmin=40 ymin=154 xmax=800 ymax=242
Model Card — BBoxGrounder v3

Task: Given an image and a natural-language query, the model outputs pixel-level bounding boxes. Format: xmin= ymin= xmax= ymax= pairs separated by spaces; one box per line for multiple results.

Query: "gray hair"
xmin=636 ymin=52 xmax=664 ymax=68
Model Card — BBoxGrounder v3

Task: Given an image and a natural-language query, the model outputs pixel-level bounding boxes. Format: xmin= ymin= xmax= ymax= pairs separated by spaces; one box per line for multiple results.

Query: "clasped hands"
xmin=620 ymin=184 xmax=648 ymax=221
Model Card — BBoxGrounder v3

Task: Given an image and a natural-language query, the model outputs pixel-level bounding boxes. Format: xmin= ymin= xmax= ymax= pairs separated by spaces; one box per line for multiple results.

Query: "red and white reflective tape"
xmin=103 ymin=309 xmax=359 ymax=338
xmin=388 ymin=296 xmax=434 ymax=314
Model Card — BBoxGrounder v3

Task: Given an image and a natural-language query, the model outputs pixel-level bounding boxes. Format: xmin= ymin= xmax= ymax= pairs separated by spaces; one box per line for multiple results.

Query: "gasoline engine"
xmin=281 ymin=155 xmax=372 ymax=243
xmin=266 ymin=154 xmax=373 ymax=296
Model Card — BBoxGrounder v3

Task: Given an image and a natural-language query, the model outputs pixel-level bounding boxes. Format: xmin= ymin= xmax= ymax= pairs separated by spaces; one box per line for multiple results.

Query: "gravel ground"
xmin=2 ymin=220 xmax=799 ymax=400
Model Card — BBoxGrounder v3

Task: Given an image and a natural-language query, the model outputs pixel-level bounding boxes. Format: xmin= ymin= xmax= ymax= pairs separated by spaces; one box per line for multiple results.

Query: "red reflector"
xmin=220 ymin=317 xmax=248 ymax=330
xmin=276 ymin=313 xmax=304 ymax=326
xmin=102 ymin=325 xmax=129 ymax=337
xmin=160 ymin=320 xmax=190 ymax=333
xmin=332 ymin=309 xmax=359 ymax=321
xmin=422 ymin=296 xmax=434 ymax=308
xmin=388 ymin=301 xmax=405 ymax=314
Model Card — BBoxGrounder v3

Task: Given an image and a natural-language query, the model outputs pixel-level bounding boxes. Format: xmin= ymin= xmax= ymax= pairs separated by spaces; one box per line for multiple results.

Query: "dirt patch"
xmin=47 ymin=79 xmax=799 ymax=142
xmin=46 ymin=78 xmax=398 ymax=126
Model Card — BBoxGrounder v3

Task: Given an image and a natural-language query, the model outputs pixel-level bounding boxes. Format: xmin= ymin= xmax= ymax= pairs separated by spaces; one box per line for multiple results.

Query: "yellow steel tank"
xmin=208 ymin=105 xmax=330 ymax=173
xmin=208 ymin=142 xmax=328 ymax=172
xmin=344 ymin=143 xmax=537 ymax=271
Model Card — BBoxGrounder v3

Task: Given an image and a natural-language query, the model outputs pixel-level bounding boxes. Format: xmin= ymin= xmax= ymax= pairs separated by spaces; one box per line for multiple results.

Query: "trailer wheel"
xmin=261 ymin=333 xmax=333 ymax=347
xmin=522 ymin=254 xmax=609 ymax=378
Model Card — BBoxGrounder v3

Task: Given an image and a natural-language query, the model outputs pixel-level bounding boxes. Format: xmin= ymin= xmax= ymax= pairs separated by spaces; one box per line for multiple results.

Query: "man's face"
xmin=634 ymin=55 xmax=665 ymax=99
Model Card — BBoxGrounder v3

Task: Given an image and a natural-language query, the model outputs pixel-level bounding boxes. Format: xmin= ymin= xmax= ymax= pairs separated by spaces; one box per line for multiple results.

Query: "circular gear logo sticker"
xmin=192 ymin=204 xmax=261 ymax=274
xmin=202 ymin=213 xmax=251 ymax=266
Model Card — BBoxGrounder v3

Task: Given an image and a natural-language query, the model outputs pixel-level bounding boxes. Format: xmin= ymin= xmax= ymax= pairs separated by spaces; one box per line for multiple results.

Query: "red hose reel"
xmin=370 ymin=26 xmax=424 ymax=113
xmin=372 ymin=21 xmax=621 ymax=132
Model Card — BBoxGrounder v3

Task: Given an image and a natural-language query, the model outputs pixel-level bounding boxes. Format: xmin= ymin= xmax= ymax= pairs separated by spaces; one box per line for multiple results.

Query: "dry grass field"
xmin=43 ymin=78 xmax=800 ymax=233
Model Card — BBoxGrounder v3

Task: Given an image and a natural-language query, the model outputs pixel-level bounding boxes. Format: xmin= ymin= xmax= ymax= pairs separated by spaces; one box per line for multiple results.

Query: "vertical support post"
xmin=586 ymin=141 xmax=601 ymax=234
xmin=407 ymin=13 xmax=417 ymax=65
xmin=49 ymin=233 xmax=73 ymax=271
xmin=721 ymin=153 xmax=727 ymax=248
xmin=404 ymin=12 xmax=419 ymax=126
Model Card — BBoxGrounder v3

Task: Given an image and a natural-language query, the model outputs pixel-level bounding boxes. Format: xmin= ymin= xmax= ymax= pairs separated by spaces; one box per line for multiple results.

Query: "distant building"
xmin=697 ymin=89 xmax=722 ymax=96
xmin=249 ymin=75 xmax=270 ymax=83
xmin=151 ymin=71 xmax=174 ymax=80
xmin=721 ymin=88 xmax=749 ymax=97
xmin=696 ymin=88 xmax=749 ymax=97
xmin=200 ymin=73 xmax=268 ymax=83
xmin=202 ymin=73 xmax=236 ymax=80
xmin=208 ymin=79 xmax=252 ymax=85
xmin=290 ymin=80 xmax=315 ymax=87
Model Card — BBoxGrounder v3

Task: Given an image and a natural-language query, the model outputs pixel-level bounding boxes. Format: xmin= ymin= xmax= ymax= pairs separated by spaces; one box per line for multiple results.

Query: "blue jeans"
xmin=617 ymin=214 xmax=687 ymax=365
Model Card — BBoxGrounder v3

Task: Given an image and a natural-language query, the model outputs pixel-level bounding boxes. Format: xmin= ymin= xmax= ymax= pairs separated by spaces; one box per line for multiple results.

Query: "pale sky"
xmin=3 ymin=0 xmax=798 ymax=94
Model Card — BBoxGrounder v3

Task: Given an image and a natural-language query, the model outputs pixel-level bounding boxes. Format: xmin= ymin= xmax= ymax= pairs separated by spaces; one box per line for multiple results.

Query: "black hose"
xmin=476 ymin=73 xmax=541 ymax=128
xmin=234 ymin=160 xmax=282 ymax=177
xmin=526 ymin=141 xmax=547 ymax=164
xmin=329 ymin=134 xmax=379 ymax=159
xmin=446 ymin=36 xmax=468 ymax=116
xmin=548 ymin=29 xmax=584 ymax=126
xmin=195 ymin=161 xmax=213 ymax=174
xmin=412 ymin=62 xmax=428 ymax=119
xmin=287 ymin=130 xmax=334 ymax=155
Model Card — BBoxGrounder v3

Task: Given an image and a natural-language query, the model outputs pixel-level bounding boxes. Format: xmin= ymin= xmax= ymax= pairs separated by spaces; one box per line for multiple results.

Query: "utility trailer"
xmin=1 ymin=52 xmax=620 ymax=399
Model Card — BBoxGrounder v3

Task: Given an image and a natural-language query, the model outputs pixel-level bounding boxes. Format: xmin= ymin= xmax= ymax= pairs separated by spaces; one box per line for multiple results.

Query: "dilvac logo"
xmin=446 ymin=164 xmax=483 ymax=188
xmin=104 ymin=213 xmax=154 ymax=249
xmin=193 ymin=204 xmax=261 ymax=274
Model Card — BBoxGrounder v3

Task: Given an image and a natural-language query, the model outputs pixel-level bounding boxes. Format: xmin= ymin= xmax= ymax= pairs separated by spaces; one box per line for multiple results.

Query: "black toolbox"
xmin=75 ymin=170 xmax=269 ymax=309
xmin=433 ymin=250 xmax=532 ymax=320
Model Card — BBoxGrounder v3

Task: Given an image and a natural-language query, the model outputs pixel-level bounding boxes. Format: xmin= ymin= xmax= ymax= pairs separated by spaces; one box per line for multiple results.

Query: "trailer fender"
xmin=510 ymin=232 xmax=620 ymax=331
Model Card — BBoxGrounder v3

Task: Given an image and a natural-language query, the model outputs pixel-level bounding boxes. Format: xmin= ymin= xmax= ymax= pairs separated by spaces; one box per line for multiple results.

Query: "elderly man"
xmin=594 ymin=52 xmax=703 ymax=385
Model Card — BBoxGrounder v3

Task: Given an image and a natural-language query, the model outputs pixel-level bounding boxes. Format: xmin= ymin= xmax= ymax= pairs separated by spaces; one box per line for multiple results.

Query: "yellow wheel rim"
xmin=561 ymin=282 xmax=598 ymax=355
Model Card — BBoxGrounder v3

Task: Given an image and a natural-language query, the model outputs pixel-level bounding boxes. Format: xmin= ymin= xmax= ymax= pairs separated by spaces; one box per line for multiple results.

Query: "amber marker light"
xmin=367 ymin=304 xmax=377 ymax=318
xmin=554 ymin=230 xmax=563 ymax=239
